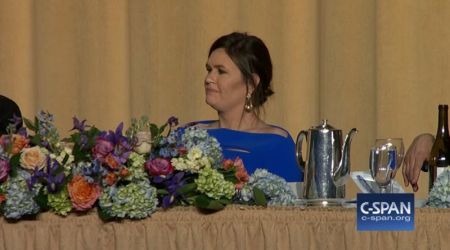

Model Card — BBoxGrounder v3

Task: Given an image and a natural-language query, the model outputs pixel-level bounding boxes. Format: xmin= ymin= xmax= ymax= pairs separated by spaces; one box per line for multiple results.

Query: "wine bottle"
xmin=429 ymin=104 xmax=450 ymax=191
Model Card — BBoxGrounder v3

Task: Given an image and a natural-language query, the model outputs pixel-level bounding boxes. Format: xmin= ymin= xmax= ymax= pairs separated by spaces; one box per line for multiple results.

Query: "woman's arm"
xmin=402 ymin=133 xmax=435 ymax=192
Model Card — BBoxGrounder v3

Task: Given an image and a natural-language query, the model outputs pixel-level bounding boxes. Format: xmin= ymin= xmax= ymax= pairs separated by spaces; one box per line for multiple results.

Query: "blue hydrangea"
xmin=156 ymin=129 xmax=182 ymax=158
xmin=72 ymin=161 xmax=105 ymax=184
xmin=99 ymin=179 xmax=158 ymax=219
xmin=157 ymin=146 xmax=178 ymax=158
xmin=181 ymin=127 xmax=222 ymax=168
xmin=2 ymin=170 xmax=40 ymax=219
xmin=429 ymin=168 xmax=450 ymax=208
xmin=240 ymin=169 xmax=296 ymax=206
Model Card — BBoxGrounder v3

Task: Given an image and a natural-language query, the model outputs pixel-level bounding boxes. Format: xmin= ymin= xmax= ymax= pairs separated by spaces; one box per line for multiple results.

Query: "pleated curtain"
xmin=1 ymin=0 xmax=449 ymax=198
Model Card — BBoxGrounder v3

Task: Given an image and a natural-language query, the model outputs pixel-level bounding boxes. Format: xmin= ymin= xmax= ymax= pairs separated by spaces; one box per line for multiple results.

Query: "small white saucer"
xmin=294 ymin=198 xmax=346 ymax=207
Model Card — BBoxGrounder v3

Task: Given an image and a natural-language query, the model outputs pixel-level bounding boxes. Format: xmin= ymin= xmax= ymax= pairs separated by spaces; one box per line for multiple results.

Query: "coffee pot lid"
xmin=312 ymin=119 xmax=339 ymax=131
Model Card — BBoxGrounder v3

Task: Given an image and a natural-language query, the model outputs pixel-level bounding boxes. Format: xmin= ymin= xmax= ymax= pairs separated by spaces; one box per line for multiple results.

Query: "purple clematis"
xmin=93 ymin=123 xmax=132 ymax=168
xmin=71 ymin=117 xmax=87 ymax=132
xmin=27 ymin=158 xmax=65 ymax=193
xmin=153 ymin=171 xmax=188 ymax=208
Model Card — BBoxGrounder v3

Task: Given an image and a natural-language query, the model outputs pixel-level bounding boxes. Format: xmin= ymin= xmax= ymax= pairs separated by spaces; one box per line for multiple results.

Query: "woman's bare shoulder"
xmin=257 ymin=124 xmax=289 ymax=138
xmin=183 ymin=120 xmax=218 ymax=129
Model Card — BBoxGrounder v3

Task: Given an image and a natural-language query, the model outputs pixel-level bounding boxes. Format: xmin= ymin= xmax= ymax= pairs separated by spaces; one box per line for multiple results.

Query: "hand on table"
xmin=402 ymin=133 xmax=434 ymax=192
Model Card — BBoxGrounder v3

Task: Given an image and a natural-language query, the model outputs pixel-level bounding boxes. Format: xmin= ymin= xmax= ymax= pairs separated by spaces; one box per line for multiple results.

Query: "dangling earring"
xmin=244 ymin=93 xmax=253 ymax=112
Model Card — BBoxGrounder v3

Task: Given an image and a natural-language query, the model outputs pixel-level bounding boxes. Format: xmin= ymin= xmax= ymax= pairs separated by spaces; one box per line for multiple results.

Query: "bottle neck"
xmin=437 ymin=106 xmax=449 ymax=138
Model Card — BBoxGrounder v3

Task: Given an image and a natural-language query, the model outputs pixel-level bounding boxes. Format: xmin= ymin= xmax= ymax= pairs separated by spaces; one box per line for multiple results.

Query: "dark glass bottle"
xmin=429 ymin=104 xmax=450 ymax=191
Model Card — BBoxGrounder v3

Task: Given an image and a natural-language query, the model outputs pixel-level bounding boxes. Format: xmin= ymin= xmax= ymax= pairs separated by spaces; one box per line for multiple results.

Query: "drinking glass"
xmin=369 ymin=138 xmax=403 ymax=193
xmin=374 ymin=138 xmax=405 ymax=176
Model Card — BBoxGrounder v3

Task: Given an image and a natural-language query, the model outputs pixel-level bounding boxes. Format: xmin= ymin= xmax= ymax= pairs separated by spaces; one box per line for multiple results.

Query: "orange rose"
xmin=222 ymin=159 xmax=234 ymax=170
xmin=104 ymin=154 xmax=120 ymax=169
xmin=233 ymin=157 xmax=249 ymax=189
xmin=119 ymin=167 xmax=129 ymax=177
xmin=11 ymin=134 xmax=28 ymax=155
xmin=20 ymin=146 xmax=48 ymax=171
xmin=104 ymin=172 xmax=117 ymax=186
xmin=68 ymin=175 xmax=101 ymax=211
xmin=0 ymin=194 xmax=6 ymax=203
xmin=235 ymin=168 xmax=250 ymax=189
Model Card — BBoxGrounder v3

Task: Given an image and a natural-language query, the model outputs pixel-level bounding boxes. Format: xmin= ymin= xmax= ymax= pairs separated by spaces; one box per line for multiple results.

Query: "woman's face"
xmin=204 ymin=48 xmax=248 ymax=113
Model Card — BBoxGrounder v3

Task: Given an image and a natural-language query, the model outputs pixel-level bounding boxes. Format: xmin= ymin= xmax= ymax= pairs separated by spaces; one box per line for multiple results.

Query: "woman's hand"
xmin=402 ymin=133 xmax=435 ymax=192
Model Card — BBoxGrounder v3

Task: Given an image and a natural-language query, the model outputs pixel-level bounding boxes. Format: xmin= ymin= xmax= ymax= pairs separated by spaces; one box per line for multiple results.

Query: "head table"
xmin=0 ymin=206 xmax=448 ymax=250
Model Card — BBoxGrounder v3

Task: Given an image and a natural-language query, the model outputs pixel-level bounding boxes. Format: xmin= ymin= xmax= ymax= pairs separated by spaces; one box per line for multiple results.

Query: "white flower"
xmin=134 ymin=131 xmax=152 ymax=154
xmin=187 ymin=147 xmax=203 ymax=160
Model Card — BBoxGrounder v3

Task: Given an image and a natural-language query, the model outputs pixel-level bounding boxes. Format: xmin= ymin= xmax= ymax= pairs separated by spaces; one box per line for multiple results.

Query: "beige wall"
xmin=1 ymin=0 xmax=449 ymax=198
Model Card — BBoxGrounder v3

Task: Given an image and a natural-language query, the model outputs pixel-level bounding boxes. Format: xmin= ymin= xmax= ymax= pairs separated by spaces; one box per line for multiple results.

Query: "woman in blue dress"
xmin=192 ymin=32 xmax=303 ymax=192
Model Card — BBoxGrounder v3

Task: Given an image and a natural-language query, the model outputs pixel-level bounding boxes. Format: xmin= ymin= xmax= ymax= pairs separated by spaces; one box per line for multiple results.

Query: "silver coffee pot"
xmin=296 ymin=120 xmax=357 ymax=200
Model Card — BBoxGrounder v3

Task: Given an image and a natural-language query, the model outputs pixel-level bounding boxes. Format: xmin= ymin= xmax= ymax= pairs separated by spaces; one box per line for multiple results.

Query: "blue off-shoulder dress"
xmin=195 ymin=121 xmax=303 ymax=183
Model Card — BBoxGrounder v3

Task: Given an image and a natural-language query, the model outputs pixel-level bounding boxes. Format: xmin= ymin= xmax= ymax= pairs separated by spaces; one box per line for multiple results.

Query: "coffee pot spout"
xmin=332 ymin=128 xmax=358 ymax=186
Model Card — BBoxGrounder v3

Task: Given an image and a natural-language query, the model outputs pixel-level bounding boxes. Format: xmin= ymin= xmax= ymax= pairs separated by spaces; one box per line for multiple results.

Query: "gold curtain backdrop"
xmin=1 ymin=0 xmax=450 ymax=199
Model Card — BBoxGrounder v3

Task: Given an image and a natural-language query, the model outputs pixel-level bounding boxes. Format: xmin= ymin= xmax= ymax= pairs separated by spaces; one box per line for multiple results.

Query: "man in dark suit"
xmin=0 ymin=95 xmax=23 ymax=135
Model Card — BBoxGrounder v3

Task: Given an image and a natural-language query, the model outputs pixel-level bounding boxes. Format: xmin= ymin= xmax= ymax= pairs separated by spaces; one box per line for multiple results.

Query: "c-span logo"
xmin=357 ymin=193 xmax=414 ymax=231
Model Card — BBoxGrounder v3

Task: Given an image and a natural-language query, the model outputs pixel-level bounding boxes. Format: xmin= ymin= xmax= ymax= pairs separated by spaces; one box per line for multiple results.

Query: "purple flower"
xmin=92 ymin=138 xmax=114 ymax=160
xmin=145 ymin=158 xmax=174 ymax=177
xmin=167 ymin=116 xmax=179 ymax=127
xmin=71 ymin=117 xmax=87 ymax=132
xmin=46 ymin=160 xmax=65 ymax=193
xmin=156 ymin=172 xmax=187 ymax=208
xmin=10 ymin=113 xmax=23 ymax=131
xmin=93 ymin=123 xmax=132 ymax=169
xmin=0 ymin=159 xmax=10 ymax=182
xmin=28 ymin=158 xmax=66 ymax=193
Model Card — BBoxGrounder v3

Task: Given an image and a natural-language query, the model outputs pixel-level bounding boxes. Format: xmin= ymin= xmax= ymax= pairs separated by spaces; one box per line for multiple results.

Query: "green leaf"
xmin=23 ymin=117 xmax=36 ymax=131
xmin=218 ymin=198 xmax=232 ymax=205
xmin=61 ymin=153 xmax=70 ymax=165
xmin=72 ymin=145 xmax=87 ymax=163
xmin=194 ymin=195 xmax=225 ymax=210
xmin=88 ymin=127 xmax=100 ymax=137
xmin=222 ymin=171 xmax=238 ymax=183
xmin=253 ymin=187 xmax=267 ymax=206
xmin=31 ymin=134 xmax=41 ymax=146
xmin=150 ymin=124 xmax=159 ymax=139
xmin=34 ymin=189 xmax=49 ymax=210
xmin=177 ymin=182 xmax=197 ymax=194
xmin=157 ymin=189 xmax=169 ymax=195
xmin=159 ymin=123 xmax=168 ymax=134
xmin=98 ymin=208 xmax=114 ymax=221
xmin=70 ymin=133 xmax=80 ymax=143
xmin=9 ymin=154 xmax=20 ymax=178
xmin=61 ymin=173 xmax=73 ymax=186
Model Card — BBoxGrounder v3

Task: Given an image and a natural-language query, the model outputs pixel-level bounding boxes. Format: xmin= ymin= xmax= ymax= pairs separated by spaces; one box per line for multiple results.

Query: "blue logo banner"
xmin=357 ymin=193 xmax=414 ymax=231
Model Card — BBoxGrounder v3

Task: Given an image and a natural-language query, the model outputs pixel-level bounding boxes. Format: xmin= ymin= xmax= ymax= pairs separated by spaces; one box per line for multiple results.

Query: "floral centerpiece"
xmin=0 ymin=111 xmax=296 ymax=221
xmin=0 ymin=111 xmax=71 ymax=219
xmin=428 ymin=168 xmax=450 ymax=208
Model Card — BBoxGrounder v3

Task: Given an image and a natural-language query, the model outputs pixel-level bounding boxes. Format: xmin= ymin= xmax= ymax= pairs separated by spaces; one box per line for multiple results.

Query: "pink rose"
xmin=145 ymin=158 xmax=174 ymax=177
xmin=20 ymin=146 xmax=48 ymax=171
xmin=0 ymin=159 xmax=10 ymax=182
xmin=92 ymin=138 xmax=113 ymax=160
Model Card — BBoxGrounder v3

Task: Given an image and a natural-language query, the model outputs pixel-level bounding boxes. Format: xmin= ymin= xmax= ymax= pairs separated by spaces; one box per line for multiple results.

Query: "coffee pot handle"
xmin=295 ymin=130 xmax=308 ymax=171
